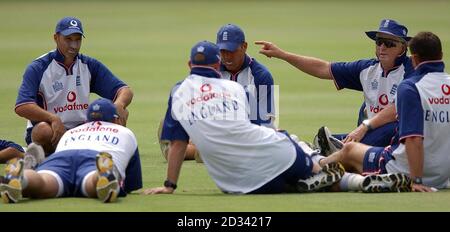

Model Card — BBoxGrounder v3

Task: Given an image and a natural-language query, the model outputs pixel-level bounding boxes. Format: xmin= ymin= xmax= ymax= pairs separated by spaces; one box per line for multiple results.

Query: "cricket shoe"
xmin=96 ymin=152 xmax=120 ymax=203
xmin=314 ymin=126 xmax=343 ymax=156
xmin=1 ymin=158 xmax=24 ymax=203
xmin=297 ymin=162 xmax=345 ymax=192
xmin=157 ymin=119 xmax=170 ymax=161
xmin=361 ymin=173 xmax=412 ymax=193
xmin=23 ymin=143 xmax=45 ymax=170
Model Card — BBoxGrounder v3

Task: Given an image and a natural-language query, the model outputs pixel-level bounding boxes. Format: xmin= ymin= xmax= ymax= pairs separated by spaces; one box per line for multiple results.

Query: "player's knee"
xmin=31 ymin=122 xmax=53 ymax=145
xmin=341 ymin=142 xmax=354 ymax=155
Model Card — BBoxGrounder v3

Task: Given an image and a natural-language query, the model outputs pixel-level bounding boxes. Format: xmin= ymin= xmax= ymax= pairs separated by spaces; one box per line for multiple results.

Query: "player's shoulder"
xmin=27 ymin=50 xmax=56 ymax=71
xmin=77 ymin=53 xmax=98 ymax=64
xmin=248 ymin=57 xmax=274 ymax=83
xmin=398 ymin=76 xmax=420 ymax=95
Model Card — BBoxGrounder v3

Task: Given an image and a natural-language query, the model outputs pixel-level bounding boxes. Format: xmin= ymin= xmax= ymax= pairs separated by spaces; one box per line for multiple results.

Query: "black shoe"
xmin=316 ymin=126 xmax=342 ymax=156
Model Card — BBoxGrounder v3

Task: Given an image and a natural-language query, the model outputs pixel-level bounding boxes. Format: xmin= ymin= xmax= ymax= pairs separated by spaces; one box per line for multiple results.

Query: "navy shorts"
xmin=362 ymin=146 xmax=394 ymax=175
xmin=36 ymin=149 xmax=98 ymax=197
xmin=250 ymin=131 xmax=313 ymax=194
xmin=332 ymin=122 xmax=398 ymax=147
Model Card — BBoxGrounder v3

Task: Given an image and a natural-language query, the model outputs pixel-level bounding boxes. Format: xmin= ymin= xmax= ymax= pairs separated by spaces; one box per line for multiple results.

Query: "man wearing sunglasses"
xmin=256 ymin=19 xmax=413 ymax=152
xmin=317 ymin=32 xmax=450 ymax=192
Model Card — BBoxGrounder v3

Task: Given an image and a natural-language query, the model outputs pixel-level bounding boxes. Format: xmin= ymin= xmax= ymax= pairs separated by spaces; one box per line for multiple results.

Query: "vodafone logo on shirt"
xmin=442 ymin=84 xmax=450 ymax=96
xmin=378 ymin=94 xmax=389 ymax=106
xmin=185 ymin=83 xmax=231 ymax=106
xmin=53 ymin=91 xmax=88 ymax=113
xmin=426 ymin=84 xmax=450 ymax=105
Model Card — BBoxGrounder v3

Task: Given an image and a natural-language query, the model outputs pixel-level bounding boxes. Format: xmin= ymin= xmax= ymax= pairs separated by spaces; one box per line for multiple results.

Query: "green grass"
xmin=1 ymin=0 xmax=450 ymax=212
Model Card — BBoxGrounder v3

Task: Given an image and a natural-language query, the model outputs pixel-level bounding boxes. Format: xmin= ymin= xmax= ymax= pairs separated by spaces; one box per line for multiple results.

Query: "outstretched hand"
xmin=343 ymin=124 xmax=368 ymax=143
xmin=141 ymin=186 xmax=174 ymax=195
xmin=412 ymin=183 xmax=435 ymax=192
xmin=254 ymin=41 xmax=284 ymax=58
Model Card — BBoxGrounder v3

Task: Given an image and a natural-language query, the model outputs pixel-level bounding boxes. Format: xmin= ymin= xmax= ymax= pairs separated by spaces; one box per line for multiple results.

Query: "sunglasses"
xmin=375 ymin=37 xmax=402 ymax=48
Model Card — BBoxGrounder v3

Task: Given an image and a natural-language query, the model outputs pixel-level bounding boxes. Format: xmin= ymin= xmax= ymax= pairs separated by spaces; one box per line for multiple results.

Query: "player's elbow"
xmin=15 ymin=104 xmax=30 ymax=117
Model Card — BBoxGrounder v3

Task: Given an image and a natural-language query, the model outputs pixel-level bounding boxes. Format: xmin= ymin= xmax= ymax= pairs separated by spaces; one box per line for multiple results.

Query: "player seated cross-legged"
xmin=0 ymin=98 xmax=142 ymax=203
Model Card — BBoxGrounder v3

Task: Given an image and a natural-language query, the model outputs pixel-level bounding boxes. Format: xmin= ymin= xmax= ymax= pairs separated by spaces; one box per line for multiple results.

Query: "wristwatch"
xmin=413 ymin=177 xmax=423 ymax=185
xmin=164 ymin=179 xmax=177 ymax=190
xmin=362 ymin=119 xmax=373 ymax=131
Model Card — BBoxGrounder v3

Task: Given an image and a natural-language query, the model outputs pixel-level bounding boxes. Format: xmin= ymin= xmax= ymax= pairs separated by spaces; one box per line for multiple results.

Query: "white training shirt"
xmin=166 ymin=68 xmax=296 ymax=193
xmin=387 ymin=61 xmax=450 ymax=189
xmin=55 ymin=121 xmax=138 ymax=179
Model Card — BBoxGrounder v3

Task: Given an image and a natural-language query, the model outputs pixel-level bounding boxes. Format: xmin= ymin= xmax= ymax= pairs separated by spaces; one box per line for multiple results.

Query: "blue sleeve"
xmin=396 ymin=80 xmax=423 ymax=142
xmin=161 ymin=85 xmax=190 ymax=141
xmin=402 ymin=57 xmax=415 ymax=80
xmin=87 ymin=57 xmax=127 ymax=100
xmin=330 ymin=59 xmax=375 ymax=91
xmin=15 ymin=63 xmax=44 ymax=106
xmin=122 ymin=148 xmax=142 ymax=194
xmin=0 ymin=140 xmax=24 ymax=152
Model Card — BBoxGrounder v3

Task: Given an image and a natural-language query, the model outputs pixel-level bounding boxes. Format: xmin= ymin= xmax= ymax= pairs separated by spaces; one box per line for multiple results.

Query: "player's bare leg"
xmin=319 ymin=142 xmax=370 ymax=174
xmin=185 ymin=142 xmax=197 ymax=160
xmin=22 ymin=170 xmax=59 ymax=199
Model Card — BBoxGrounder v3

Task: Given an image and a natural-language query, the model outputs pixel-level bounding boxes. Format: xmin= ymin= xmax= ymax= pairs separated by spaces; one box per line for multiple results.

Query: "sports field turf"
xmin=1 ymin=0 xmax=450 ymax=212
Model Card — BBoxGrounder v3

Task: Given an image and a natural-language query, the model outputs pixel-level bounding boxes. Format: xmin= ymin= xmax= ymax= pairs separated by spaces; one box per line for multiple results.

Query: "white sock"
xmin=339 ymin=172 xmax=365 ymax=192
xmin=21 ymin=175 xmax=28 ymax=190
xmin=297 ymin=141 xmax=314 ymax=154
xmin=310 ymin=153 xmax=326 ymax=165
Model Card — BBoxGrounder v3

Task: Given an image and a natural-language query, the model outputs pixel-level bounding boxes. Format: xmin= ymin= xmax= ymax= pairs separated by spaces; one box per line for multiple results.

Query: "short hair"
xmin=193 ymin=53 xmax=206 ymax=64
xmin=409 ymin=31 xmax=442 ymax=62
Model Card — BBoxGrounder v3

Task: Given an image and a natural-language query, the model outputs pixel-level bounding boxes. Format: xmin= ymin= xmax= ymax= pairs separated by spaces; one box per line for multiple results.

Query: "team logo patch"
xmin=390 ymin=84 xmax=398 ymax=95
xmin=52 ymin=81 xmax=63 ymax=92
xmin=371 ymin=79 xmax=378 ymax=90
xmin=368 ymin=152 xmax=376 ymax=163
xmin=197 ymin=46 xmax=205 ymax=53
xmin=76 ymin=76 xmax=81 ymax=86
xmin=222 ymin=31 xmax=228 ymax=41
xmin=93 ymin=104 xmax=100 ymax=111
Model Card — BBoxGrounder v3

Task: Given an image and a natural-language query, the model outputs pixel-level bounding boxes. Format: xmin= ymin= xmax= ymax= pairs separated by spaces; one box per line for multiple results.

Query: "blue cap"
xmin=216 ymin=24 xmax=245 ymax=52
xmin=55 ymin=17 xmax=84 ymax=37
xmin=190 ymin=41 xmax=220 ymax=65
xmin=87 ymin=98 xmax=118 ymax=122
xmin=365 ymin=19 xmax=411 ymax=41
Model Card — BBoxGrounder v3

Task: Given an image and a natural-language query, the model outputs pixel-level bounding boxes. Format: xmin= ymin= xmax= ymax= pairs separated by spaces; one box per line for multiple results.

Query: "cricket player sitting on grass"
xmin=0 ymin=98 xmax=142 ymax=203
xmin=15 ymin=16 xmax=133 ymax=156
xmin=312 ymin=32 xmax=450 ymax=192
xmin=158 ymin=24 xmax=276 ymax=163
xmin=256 ymin=19 xmax=414 ymax=151
xmin=145 ymin=40 xmax=349 ymax=195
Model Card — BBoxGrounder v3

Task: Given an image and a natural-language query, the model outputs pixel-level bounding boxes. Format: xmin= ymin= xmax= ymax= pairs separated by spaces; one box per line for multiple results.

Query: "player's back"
xmin=172 ymin=74 xmax=295 ymax=193
xmin=389 ymin=61 xmax=450 ymax=188
xmin=55 ymin=121 xmax=138 ymax=178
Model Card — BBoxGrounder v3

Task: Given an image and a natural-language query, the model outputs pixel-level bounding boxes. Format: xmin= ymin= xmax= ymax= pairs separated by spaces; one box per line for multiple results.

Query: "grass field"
xmin=1 ymin=0 xmax=450 ymax=212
